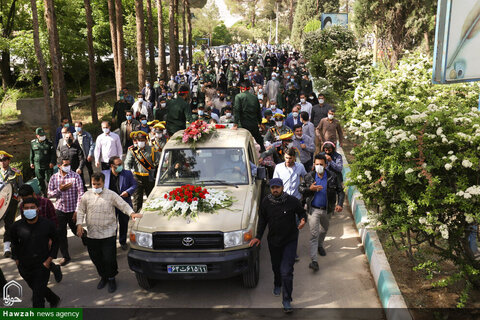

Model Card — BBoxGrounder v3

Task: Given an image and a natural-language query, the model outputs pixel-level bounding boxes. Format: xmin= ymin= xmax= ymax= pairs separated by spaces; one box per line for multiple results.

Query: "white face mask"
xmin=315 ymin=165 xmax=324 ymax=175
xmin=160 ymin=103 xmax=166 ymax=108
xmin=137 ymin=141 xmax=146 ymax=149
xmin=328 ymin=114 xmax=334 ymax=120
xmin=225 ymin=112 xmax=232 ymax=118
xmin=300 ymin=98 xmax=305 ymax=103
xmin=319 ymin=99 xmax=325 ymax=104
xmin=93 ymin=187 xmax=103 ymax=194
xmin=38 ymin=136 xmax=46 ymax=142
xmin=61 ymin=165 xmax=71 ymax=173
xmin=138 ymin=98 xmax=143 ymax=102
xmin=275 ymin=121 xmax=283 ymax=127
xmin=155 ymin=133 xmax=163 ymax=138
xmin=102 ymin=128 xmax=110 ymax=134
xmin=292 ymin=112 xmax=299 ymax=118
xmin=271 ymin=105 xmax=276 ymax=110
xmin=295 ymin=134 xmax=302 ymax=140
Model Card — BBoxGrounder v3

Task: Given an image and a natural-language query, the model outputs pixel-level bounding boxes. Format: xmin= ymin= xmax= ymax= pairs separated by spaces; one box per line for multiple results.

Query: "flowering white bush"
xmin=342 ymin=52 xmax=480 ymax=288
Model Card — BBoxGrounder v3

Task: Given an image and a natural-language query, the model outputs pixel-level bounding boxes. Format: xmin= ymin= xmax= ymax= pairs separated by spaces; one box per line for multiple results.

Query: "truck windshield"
xmin=157 ymin=148 xmax=249 ymax=185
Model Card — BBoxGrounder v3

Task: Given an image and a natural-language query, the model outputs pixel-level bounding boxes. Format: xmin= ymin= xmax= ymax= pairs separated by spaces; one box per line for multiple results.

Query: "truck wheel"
xmin=135 ymin=272 xmax=155 ymax=290
xmin=242 ymin=252 xmax=260 ymax=288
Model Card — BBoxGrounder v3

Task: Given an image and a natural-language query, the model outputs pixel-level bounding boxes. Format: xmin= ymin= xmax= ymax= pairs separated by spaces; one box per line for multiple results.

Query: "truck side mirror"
xmin=256 ymin=166 xmax=266 ymax=180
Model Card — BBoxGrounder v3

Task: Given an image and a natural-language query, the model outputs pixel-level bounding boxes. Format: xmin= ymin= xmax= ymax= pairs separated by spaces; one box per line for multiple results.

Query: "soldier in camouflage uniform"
xmin=30 ymin=128 xmax=55 ymax=196
xmin=125 ymin=131 xmax=160 ymax=212
xmin=0 ymin=151 xmax=23 ymax=257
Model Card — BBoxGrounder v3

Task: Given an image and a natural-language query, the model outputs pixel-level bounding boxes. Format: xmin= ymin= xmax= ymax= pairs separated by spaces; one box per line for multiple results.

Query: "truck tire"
xmin=135 ymin=272 xmax=155 ymax=290
xmin=242 ymin=251 xmax=260 ymax=288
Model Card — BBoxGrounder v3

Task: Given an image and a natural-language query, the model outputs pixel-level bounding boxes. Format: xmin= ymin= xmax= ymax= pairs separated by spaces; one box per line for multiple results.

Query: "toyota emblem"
xmin=182 ymin=237 xmax=194 ymax=247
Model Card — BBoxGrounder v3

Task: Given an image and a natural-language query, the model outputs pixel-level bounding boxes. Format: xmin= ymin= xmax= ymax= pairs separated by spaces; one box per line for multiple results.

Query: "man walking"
xmin=76 ymin=173 xmax=142 ymax=293
xmin=0 ymin=150 xmax=23 ymax=257
xmin=249 ymin=178 xmax=306 ymax=313
xmin=95 ymin=121 xmax=122 ymax=170
xmin=292 ymin=124 xmax=315 ymax=172
xmin=10 ymin=197 xmax=60 ymax=308
xmin=30 ymin=128 xmax=55 ymax=196
xmin=74 ymin=122 xmax=95 ymax=187
xmin=47 ymin=158 xmax=84 ymax=266
xmin=233 ymin=81 xmax=265 ymax=152
xmin=120 ymin=110 xmax=140 ymax=153
xmin=166 ymin=85 xmax=193 ymax=136
xmin=272 ymin=148 xmax=307 ymax=200
xmin=102 ymin=156 xmax=137 ymax=250
xmin=299 ymin=154 xmax=344 ymax=270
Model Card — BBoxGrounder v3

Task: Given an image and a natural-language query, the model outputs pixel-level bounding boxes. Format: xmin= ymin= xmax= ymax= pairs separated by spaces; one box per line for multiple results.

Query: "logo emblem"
xmin=3 ymin=280 xmax=22 ymax=306
xmin=182 ymin=237 xmax=194 ymax=247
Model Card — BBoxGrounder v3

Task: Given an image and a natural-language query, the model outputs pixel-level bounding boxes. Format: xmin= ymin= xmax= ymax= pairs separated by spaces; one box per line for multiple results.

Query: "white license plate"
xmin=167 ymin=265 xmax=208 ymax=273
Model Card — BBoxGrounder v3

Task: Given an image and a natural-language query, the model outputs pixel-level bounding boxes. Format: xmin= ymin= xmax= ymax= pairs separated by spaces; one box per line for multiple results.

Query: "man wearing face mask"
xmin=142 ymin=80 xmax=156 ymax=108
xmin=125 ymin=131 xmax=160 ymax=212
xmin=298 ymin=93 xmax=312 ymax=119
xmin=102 ymin=157 xmax=137 ymax=250
xmin=264 ymin=114 xmax=292 ymax=144
xmin=132 ymin=93 xmax=150 ymax=120
xmin=292 ymin=124 xmax=315 ymax=172
xmin=154 ymin=96 xmax=168 ymax=122
xmin=272 ymin=148 xmax=307 ymax=200
xmin=285 ymin=105 xmax=301 ymax=130
xmin=74 ymin=122 xmax=95 ymax=188
xmin=112 ymin=92 xmax=132 ymax=127
xmin=56 ymin=127 xmax=69 ymax=158
xmin=10 ymin=197 xmax=60 ymax=308
xmin=30 ymin=128 xmax=55 ymax=196
xmin=120 ymin=110 xmax=140 ymax=153
xmin=76 ymin=173 xmax=142 ymax=293
xmin=94 ymin=121 xmax=123 ymax=170
xmin=55 ymin=117 xmax=75 ymax=148
xmin=150 ymin=123 xmax=167 ymax=152
xmin=268 ymin=99 xmax=283 ymax=115
xmin=137 ymin=115 xmax=150 ymax=135
xmin=219 ymin=106 xmax=235 ymax=124
xmin=299 ymin=154 xmax=344 ymax=270
xmin=0 ymin=151 xmax=23 ymax=258
xmin=48 ymin=158 xmax=84 ymax=266
xmin=316 ymin=109 xmax=344 ymax=148
xmin=310 ymin=93 xmax=332 ymax=128
xmin=166 ymin=85 xmax=193 ymax=136
xmin=58 ymin=132 xmax=85 ymax=179
xmin=265 ymin=72 xmax=281 ymax=103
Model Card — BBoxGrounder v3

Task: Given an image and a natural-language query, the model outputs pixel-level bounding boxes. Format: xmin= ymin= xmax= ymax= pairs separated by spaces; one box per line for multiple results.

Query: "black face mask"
xmin=220 ymin=97 xmax=225 ymax=101
xmin=67 ymin=138 xmax=73 ymax=145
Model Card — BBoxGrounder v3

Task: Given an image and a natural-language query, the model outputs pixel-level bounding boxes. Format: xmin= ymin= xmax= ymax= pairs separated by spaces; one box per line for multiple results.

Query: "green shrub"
xmin=303 ymin=20 xmax=321 ymax=34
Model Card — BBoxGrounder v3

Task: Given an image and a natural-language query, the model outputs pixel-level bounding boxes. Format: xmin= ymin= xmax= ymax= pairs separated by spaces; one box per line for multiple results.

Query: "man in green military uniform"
xmin=0 ymin=150 xmax=23 ymax=257
xmin=125 ymin=131 xmax=160 ymax=212
xmin=264 ymin=113 xmax=293 ymax=143
xmin=166 ymin=85 xmax=192 ymax=136
xmin=30 ymin=128 xmax=55 ymax=196
xmin=233 ymin=81 xmax=265 ymax=152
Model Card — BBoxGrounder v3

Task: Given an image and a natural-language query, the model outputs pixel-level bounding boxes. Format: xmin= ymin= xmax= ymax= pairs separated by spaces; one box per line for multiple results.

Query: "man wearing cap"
xmin=125 ymin=131 xmax=160 ymax=212
xmin=150 ymin=123 xmax=167 ymax=153
xmin=249 ymin=177 xmax=306 ymax=313
xmin=166 ymin=85 xmax=193 ymax=136
xmin=30 ymin=128 xmax=55 ymax=196
xmin=233 ymin=81 xmax=265 ymax=152
xmin=260 ymin=133 xmax=300 ymax=165
xmin=0 ymin=151 xmax=23 ymax=257
xmin=265 ymin=72 xmax=281 ymax=103
xmin=120 ymin=110 xmax=140 ymax=153
xmin=264 ymin=114 xmax=292 ymax=144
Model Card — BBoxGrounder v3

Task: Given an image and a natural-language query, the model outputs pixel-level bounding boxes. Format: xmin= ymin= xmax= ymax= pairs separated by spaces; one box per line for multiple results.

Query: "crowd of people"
xmin=0 ymin=43 xmax=347 ymax=312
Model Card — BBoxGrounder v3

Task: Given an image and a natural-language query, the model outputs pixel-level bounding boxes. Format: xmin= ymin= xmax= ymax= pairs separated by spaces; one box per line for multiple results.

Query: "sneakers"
xmin=59 ymin=257 xmax=71 ymax=266
xmin=309 ymin=261 xmax=319 ymax=272
xmin=318 ymin=246 xmax=326 ymax=256
xmin=282 ymin=300 xmax=293 ymax=313
xmin=108 ymin=278 xmax=117 ymax=293
xmin=97 ymin=277 xmax=107 ymax=290
xmin=272 ymin=286 xmax=281 ymax=296
xmin=4 ymin=241 xmax=11 ymax=258
xmin=51 ymin=263 xmax=63 ymax=283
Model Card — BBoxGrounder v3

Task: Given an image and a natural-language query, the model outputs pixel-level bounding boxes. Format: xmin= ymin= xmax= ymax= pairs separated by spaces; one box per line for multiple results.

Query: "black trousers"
xmin=56 ymin=210 xmax=76 ymax=259
xmin=116 ymin=209 xmax=129 ymax=245
xmin=18 ymin=263 xmax=59 ymax=308
xmin=0 ymin=267 xmax=6 ymax=288
xmin=101 ymin=162 xmax=110 ymax=170
xmin=268 ymin=239 xmax=298 ymax=303
xmin=3 ymin=199 xmax=18 ymax=243
xmin=86 ymin=236 xmax=118 ymax=279
xmin=81 ymin=160 xmax=94 ymax=187
xmin=132 ymin=175 xmax=154 ymax=212
xmin=244 ymin=125 xmax=266 ymax=152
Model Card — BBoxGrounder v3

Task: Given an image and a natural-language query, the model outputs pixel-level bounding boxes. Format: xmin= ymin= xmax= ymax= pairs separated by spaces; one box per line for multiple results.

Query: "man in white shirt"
xmin=94 ymin=121 xmax=123 ymax=170
xmin=76 ymin=172 xmax=142 ymax=293
xmin=131 ymin=93 xmax=151 ymax=120
xmin=299 ymin=93 xmax=313 ymax=119
xmin=272 ymin=148 xmax=307 ymax=200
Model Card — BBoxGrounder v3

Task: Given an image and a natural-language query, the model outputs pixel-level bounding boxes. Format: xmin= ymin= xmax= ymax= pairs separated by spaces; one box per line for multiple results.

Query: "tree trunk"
xmin=289 ymin=0 xmax=294 ymax=30
xmin=84 ymin=0 xmax=98 ymax=124
xmin=146 ymin=0 xmax=156 ymax=79
xmin=0 ymin=51 xmax=13 ymax=90
xmin=0 ymin=0 xmax=17 ymax=89
xmin=424 ymin=31 xmax=430 ymax=55
xmin=182 ymin=0 xmax=187 ymax=70
xmin=43 ymin=0 xmax=70 ymax=122
xmin=30 ymin=0 xmax=54 ymax=132
xmin=168 ymin=0 xmax=177 ymax=76
xmin=107 ymin=0 xmax=120 ymax=98
xmin=174 ymin=0 xmax=180 ymax=69
xmin=135 ymin=0 xmax=147 ymax=91
xmin=186 ymin=0 xmax=192 ymax=67
xmin=115 ymin=0 xmax=126 ymax=91
xmin=157 ymin=0 xmax=167 ymax=80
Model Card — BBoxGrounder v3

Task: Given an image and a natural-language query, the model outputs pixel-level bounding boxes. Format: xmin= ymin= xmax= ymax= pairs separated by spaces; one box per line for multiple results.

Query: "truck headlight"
xmin=224 ymin=228 xmax=253 ymax=248
xmin=133 ymin=231 xmax=153 ymax=249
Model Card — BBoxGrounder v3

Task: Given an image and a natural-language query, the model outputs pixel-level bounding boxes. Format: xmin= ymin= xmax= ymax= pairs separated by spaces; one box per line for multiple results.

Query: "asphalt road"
xmin=0 ymin=204 xmax=383 ymax=317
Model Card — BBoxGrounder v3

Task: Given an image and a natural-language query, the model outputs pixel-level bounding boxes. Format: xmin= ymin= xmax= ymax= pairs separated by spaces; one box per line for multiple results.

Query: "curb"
xmin=338 ymin=147 xmax=412 ymax=320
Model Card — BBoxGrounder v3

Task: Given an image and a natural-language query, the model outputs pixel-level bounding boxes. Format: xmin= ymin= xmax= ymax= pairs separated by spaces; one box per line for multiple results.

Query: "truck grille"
xmin=152 ymin=232 xmax=224 ymax=250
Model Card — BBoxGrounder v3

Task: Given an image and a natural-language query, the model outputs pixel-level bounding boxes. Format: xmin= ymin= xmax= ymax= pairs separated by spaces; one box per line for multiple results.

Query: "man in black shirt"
xmin=10 ymin=197 xmax=60 ymax=308
xmin=250 ymin=178 xmax=306 ymax=313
